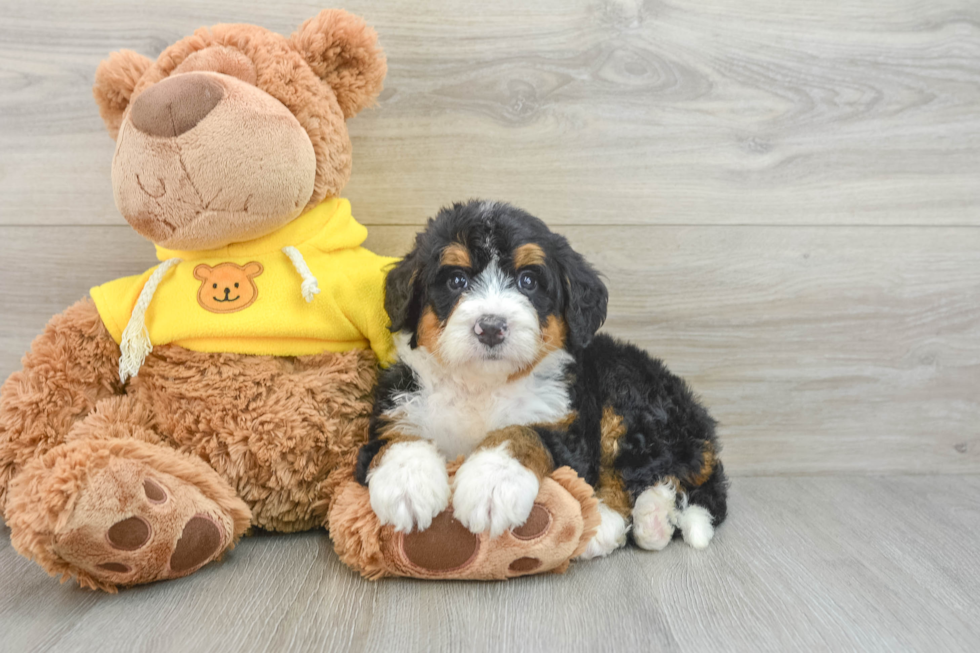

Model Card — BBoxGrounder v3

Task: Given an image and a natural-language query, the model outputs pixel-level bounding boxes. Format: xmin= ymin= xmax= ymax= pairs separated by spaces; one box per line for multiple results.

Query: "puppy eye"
xmin=448 ymin=271 xmax=469 ymax=291
xmin=518 ymin=271 xmax=538 ymax=292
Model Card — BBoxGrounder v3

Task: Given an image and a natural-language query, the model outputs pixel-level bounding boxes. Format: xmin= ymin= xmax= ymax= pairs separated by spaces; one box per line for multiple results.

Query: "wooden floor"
xmin=3 ymin=476 xmax=979 ymax=652
xmin=1 ymin=0 xmax=978 ymax=651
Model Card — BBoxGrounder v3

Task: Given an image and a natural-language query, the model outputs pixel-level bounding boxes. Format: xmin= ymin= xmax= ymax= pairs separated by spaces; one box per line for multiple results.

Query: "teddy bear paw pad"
xmin=511 ymin=504 xmax=551 ymax=540
xmin=106 ymin=516 xmax=152 ymax=550
xmin=170 ymin=515 xmax=223 ymax=573
xmin=401 ymin=510 xmax=479 ymax=572
xmin=508 ymin=557 xmax=542 ymax=573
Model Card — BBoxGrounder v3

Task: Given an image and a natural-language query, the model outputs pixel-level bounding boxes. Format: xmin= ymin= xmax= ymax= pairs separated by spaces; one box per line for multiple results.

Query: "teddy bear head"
xmin=93 ymin=9 xmax=385 ymax=251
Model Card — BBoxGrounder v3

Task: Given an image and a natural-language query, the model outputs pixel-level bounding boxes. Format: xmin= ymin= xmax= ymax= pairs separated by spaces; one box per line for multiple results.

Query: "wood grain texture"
xmin=1 ymin=225 xmax=976 ymax=476
xmin=1 ymin=0 xmax=978 ymax=226
xmin=2 ymin=476 xmax=978 ymax=652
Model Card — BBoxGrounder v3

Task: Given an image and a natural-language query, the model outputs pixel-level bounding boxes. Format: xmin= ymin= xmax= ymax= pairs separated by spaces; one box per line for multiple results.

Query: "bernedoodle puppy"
xmin=356 ymin=200 xmax=728 ymax=558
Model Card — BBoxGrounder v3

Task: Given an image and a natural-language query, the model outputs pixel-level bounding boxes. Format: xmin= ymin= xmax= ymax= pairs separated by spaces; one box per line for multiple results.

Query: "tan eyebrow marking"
xmin=514 ymin=243 xmax=546 ymax=268
xmin=440 ymin=243 xmax=472 ymax=268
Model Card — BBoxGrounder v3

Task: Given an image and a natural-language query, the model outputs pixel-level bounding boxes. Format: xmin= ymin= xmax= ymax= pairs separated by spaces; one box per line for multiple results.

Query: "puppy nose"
xmin=475 ymin=316 xmax=507 ymax=347
xmin=129 ymin=73 xmax=224 ymax=137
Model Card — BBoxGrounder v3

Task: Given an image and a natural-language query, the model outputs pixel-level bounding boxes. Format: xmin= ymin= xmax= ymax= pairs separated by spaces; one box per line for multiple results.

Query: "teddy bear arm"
xmin=0 ymin=298 xmax=122 ymax=513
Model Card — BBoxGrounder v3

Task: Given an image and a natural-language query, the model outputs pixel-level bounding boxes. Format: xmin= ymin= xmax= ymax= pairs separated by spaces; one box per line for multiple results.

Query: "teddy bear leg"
xmin=329 ymin=464 xmax=600 ymax=580
xmin=0 ymin=298 xmax=122 ymax=516
xmin=5 ymin=436 xmax=251 ymax=591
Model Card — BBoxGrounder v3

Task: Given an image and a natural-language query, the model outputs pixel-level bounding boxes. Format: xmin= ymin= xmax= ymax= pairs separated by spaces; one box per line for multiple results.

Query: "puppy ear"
xmin=560 ymin=245 xmax=608 ymax=350
xmin=93 ymin=50 xmax=154 ymax=140
xmin=384 ymin=247 xmax=425 ymax=336
xmin=290 ymin=9 xmax=387 ymax=119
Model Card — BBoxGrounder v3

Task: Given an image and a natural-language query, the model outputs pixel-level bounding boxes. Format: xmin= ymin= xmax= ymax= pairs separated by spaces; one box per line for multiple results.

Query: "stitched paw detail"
xmin=52 ymin=458 xmax=233 ymax=585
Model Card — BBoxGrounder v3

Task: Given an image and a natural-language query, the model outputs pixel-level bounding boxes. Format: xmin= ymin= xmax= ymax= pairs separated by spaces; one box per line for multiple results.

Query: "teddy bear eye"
xmin=213 ymin=283 xmax=217 ymax=289
xmin=235 ymin=282 xmax=239 ymax=288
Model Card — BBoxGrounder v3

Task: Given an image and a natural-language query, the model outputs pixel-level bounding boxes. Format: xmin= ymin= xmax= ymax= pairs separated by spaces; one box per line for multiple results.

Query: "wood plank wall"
xmin=1 ymin=0 xmax=977 ymax=475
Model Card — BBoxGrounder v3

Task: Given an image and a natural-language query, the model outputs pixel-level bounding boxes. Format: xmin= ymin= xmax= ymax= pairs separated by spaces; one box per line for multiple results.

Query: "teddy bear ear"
xmin=93 ymin=50 xmax=154 ymax=140
xmin=290 ymin=9 xmax=387 ymax=119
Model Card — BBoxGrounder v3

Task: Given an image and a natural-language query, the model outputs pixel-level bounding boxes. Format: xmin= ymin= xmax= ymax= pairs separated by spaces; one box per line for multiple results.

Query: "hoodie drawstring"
xmin=118 ymin=257 xmax=182 ymax=384
xmin=282 ymin=246 xmax=320 ymax=303
xmin=117 ymin=249 xmax=319 ymax=383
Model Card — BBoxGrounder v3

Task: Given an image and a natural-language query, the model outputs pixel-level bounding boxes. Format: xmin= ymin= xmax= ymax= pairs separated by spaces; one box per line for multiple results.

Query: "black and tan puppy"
xmin=356 ymin=201 xmax=727 ymax=558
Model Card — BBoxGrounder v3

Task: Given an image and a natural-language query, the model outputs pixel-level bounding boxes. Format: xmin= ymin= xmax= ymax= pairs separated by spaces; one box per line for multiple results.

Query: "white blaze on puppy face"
xmin=437 ymin=261 xmax=541 ymax=376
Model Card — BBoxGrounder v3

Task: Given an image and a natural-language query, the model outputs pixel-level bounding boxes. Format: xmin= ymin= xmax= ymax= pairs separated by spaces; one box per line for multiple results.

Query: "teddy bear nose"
xmin=129 ymin=73 xmax=225 ymax=137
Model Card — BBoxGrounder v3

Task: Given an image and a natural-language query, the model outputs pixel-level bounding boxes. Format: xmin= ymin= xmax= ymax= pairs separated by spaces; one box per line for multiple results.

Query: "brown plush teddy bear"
xmin=0 ymin=9 xmax=392 ymax=591
xmin=0 ymin=9 xmax=598 ymax=591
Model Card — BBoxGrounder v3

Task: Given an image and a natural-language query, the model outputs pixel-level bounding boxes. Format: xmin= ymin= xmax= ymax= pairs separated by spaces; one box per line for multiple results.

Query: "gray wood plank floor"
xmin=2 ymin=476 xmax=978 ymax=653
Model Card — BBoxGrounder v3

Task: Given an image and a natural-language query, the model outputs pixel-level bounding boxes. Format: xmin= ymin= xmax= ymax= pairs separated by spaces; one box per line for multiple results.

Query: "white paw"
xmin=632 ymin=483 xmax=679 ymax=551
xmin=576 ymin=501 xmax=628 ymax=560
xmin=366 ymin=440 xmax=450 ymax=532
xmin=677 ymin=504 xmax=715 ymax=549
xmin=452 ymin=444 xmax=539 ymax=537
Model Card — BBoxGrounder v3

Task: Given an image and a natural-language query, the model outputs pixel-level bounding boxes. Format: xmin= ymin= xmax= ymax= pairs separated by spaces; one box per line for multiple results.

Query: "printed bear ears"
xmin=93 ymin=9 xmax=385 ymax=137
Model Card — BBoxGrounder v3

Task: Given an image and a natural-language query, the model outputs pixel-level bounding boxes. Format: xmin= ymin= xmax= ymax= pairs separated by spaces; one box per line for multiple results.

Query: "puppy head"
xmin=386 ymin=200 xmax=607 ymax=376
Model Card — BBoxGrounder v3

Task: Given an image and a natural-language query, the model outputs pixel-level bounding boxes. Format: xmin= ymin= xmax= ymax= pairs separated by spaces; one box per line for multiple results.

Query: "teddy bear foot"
xmin=328 ymin=464 xmax=601 ymax=580
xmin=6 ymin=439 xmax=251 ymax=591
xmin=397 ymin=501 xmax=566 ymax=578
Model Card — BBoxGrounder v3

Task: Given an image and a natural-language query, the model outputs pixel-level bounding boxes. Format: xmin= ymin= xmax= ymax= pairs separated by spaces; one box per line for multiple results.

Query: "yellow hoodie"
xmin=91 ymin=198 xmax=396 ymax=380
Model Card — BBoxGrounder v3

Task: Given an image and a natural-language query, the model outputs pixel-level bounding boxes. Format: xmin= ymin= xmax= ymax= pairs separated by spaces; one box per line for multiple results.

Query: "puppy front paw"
xmin=367 ymin=440 xmax=450 ymax=532
xmin=452 ymin=444 xmax=540 ymax=537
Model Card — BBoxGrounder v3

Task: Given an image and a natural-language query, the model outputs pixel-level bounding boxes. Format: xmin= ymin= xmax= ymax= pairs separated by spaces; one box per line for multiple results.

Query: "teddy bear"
xmin=0 ymin=9 xmax=599 ymax=591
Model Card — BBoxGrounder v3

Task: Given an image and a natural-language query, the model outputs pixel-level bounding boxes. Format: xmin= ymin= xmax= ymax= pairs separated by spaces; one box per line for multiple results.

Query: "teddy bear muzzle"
xmin=112 ymin=71 xmax=317 ymax=251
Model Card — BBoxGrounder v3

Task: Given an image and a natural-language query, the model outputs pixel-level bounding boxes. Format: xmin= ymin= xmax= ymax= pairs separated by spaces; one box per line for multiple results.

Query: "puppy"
xmin=356 ymin=200 xmax=727 ymax=557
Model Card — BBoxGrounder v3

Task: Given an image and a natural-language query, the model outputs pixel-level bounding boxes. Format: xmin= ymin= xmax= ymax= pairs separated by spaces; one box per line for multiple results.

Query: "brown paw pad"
xmin=402 ymin=510 xmax=479 ymax=572
xmin=143 ymin=478 xmax=167 ymax=504
xmin=107 ymin=516 xmax=151 ymax=551
xmin=170 ymin=515 xmax=223 ymax=573
xmin=512 ymin=505 xmax=551 ymax=540
xmin=509 ymin=557 xmax=542 ymax=574
xmin=97 ymin=562 xmax=131 ymax=574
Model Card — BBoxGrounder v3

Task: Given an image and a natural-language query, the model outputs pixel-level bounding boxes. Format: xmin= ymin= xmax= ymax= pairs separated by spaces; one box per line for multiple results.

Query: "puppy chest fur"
xmin=383 ymin=337 xmax=573 ymax=459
